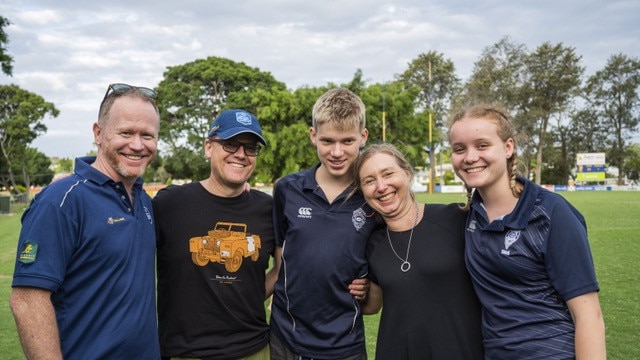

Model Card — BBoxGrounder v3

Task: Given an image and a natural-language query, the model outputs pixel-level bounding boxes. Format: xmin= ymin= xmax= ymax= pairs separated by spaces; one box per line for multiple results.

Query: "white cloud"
xmin=1 ymin=0 xmax=638 ymax=158
xmin=14 ymin=9 xmax=62 ymax=26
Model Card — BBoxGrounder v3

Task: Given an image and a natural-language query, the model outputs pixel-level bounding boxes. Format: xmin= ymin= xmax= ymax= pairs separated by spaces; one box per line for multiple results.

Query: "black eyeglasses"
xmin=210 ymin=139 xmax=262 ymax=157
xmin=103 ymin=83 xmax=157 ymax=101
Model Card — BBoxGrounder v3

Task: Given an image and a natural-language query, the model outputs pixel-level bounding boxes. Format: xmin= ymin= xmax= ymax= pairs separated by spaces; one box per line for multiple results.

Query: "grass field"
xmin=1 ymin=191 xmax=639 ymax=359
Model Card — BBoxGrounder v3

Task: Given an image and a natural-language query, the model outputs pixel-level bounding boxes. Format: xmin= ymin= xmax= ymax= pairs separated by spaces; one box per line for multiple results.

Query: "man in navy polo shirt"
xmin=10 ymin=83 xmax=161 ymax=359
xmin=270 ymin=88 xmax=377 ymax=359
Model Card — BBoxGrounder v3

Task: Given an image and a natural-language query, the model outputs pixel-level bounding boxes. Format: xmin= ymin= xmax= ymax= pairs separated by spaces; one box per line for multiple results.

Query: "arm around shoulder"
xmin=10 ymin=287 xmax=63 ymax=360
xmin=265 ymin=245 xmax=283 ymax=299
xmin=361 ymin=281 xmax=383 ymax=315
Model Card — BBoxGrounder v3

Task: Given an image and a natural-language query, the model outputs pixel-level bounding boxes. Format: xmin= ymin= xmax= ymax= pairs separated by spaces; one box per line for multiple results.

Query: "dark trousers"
xmin=270 ymin=332 xmax=367 ymax=360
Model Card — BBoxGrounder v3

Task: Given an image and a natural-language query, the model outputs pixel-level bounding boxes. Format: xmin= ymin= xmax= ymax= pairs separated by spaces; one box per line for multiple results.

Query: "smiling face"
xmin=358 ymin=152 xmax=413 ymax=221
xmin=310 ymin=122 xmax=368 ymax=182
xmin=205 ymin=132 xmax=259 ymax=191
xmin=92 ymin=95 xmax=159 ymax=186
xmin=449 ymin=116 xmax=515 ymax=195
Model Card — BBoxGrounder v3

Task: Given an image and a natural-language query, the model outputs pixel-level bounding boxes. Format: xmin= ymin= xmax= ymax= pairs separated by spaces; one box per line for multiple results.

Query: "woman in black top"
xmin=352 ymin=143 xmax=483 ymax=360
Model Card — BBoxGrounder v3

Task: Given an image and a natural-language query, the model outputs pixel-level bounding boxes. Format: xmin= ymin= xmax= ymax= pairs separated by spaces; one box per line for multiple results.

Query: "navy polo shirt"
xmin=270 ymin=164 xmax=379 ymax=358
xmin=12 ymin=156 xmax=160 ymax=359
xmin=464 ymin=176 xmax=599 ymax=359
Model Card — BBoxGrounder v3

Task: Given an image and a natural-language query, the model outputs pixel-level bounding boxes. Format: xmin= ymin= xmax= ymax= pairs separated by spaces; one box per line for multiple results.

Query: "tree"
xmin=258 ymin=122 xmax=316 ymax=182
xmin=585 ymin=53 xmax=640 ymax=185
xmin=161 ymin=146 xmax=209 ymax=182
xmin=20 ymin=147 xmax=53 ymax=187
xmin=58 ymin=158 xmax=74 ymax=173
xmin=0 ymin=84 xmax=58 ymax=194
xmin=540 ymin=142 xmax=566 ymax=185
xmin=155 ymin=56 xmax=286 ymax=181
xmin=623 ymin=144 xmax=640 ymax=184
xmin=399 ymin=51 xmax=461 ymax=187
xmin=400 ymin=51 xmax=461 ymax=118
xmin=360 ymin=80 xmax=424 ymax=167
xmin=461 ymin=39 xmax=584 ymax=184
xmin=460 ymin=37 xmax=537 ymax=177
xmin=249 ymin=86 xmax=324 ymax=183
xmin=459 ymin=36 xmax=527 ymax=108
xmin=567 ymin=108 xmax=609 ymax=154
xmin=545 ymin=120 xmax=571 ymax=184
xmin=0 ymin=146 xmax=53 ymax=204
xmin=523 ymin=42 xmax=584 ymax=184
xmin=142 ymin=154 xmax=170 ymax=184
xmin=0 ymin=16 xmax=13 ymax=76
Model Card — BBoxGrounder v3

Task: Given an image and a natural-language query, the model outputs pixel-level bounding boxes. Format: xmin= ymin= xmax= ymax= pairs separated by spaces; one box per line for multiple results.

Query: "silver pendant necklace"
xmin=386 ymin=203 xmax=419 ymax=272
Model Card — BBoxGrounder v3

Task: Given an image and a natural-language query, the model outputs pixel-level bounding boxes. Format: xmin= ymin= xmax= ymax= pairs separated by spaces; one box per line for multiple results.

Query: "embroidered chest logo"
xmin=107 ymin=216 xmax=125 ymax=224
xmin=144 ymin=206 xmax=153 ymax=224
xmin=467 ymin=220 xmax=477 ymax=232
xmin=297 ymin=207 xmax=312 ymax=219
xmin=352 ymin=208 xmax=366 ymax=230
xmin=501 ymin=230 xmax=521 ymax=255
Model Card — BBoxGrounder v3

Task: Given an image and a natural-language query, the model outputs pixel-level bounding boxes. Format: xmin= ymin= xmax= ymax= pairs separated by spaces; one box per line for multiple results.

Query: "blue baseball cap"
xmin=207 ymin=109 xmax=267 ymax=146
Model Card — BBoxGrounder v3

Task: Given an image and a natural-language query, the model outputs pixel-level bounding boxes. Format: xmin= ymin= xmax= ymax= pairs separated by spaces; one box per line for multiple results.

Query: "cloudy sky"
xmin=1 ymin=0 xmax=639 ymax=159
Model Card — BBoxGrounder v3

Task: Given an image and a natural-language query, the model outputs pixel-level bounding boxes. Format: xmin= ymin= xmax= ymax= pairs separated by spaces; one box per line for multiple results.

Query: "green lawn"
xmin=0 ymin=204 xmax=26 ymax=360
xmin=2 ymin=192 xmax=639 ymax=359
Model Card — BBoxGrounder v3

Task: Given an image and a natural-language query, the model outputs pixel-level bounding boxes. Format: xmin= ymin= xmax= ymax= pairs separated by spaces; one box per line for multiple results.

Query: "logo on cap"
xmin=236 ymin=112 xmax=252 ymax=126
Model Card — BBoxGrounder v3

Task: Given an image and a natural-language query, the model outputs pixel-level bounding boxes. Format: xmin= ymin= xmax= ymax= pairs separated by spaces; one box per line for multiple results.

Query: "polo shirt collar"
xmin=75 ymin=156 xmax=143 ymax=188
xmin=471 ymin=176 xmax=538 ymax=230
xmin=301 ymin=163 xmax=322 ymax=191
xmin=301 ymin=163 xmax=356 ymax=203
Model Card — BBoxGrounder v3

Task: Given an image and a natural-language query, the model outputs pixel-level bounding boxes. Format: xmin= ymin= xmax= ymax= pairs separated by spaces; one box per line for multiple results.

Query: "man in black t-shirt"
xmin=153 ymin=110 xmax=276 ymax=360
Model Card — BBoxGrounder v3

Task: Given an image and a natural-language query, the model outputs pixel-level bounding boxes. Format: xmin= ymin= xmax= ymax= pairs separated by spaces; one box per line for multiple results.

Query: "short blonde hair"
xmin=312 ymin=88 xmax=366 ymax=132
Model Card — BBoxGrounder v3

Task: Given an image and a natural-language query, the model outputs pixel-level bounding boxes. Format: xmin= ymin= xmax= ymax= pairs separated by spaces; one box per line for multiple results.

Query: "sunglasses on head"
xmin=103 ymin=83 xmax=157 ymax=101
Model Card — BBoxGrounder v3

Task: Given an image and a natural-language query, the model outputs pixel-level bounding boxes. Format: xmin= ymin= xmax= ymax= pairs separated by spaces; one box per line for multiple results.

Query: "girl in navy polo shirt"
xmin=448 ymin=103 xmax=606 ymax=360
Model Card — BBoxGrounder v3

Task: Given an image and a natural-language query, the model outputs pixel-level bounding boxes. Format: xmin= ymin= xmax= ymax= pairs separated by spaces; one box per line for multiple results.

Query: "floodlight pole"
xmin=382 ymin=83 xmax=386 ymax=142
xmin=428 ymin=61 xmax=435 ymax=194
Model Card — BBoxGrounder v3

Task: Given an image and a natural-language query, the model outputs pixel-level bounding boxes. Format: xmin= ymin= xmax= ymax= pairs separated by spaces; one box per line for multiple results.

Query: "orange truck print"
xmin=189 ymin=221 xmax=261 ymax=272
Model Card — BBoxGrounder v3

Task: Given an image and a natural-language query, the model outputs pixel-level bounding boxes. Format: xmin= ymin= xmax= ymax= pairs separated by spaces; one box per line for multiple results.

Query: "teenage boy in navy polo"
xmin=270 ymin=88 xmax=377 ymax=360
xmin=10 ymin=83 xmax=161 ymax=359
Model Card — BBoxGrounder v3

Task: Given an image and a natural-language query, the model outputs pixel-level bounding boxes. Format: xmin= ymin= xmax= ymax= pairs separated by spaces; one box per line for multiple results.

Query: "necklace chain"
xmin=386 ymin=203 xmax=419 ymax=272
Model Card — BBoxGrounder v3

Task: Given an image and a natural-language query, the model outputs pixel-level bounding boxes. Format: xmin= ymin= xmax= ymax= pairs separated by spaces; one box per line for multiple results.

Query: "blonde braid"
xmin=510 ymin=157 xmax=523 ymax=197
xmin=462 ymin=185 xmax=473 ymax=211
